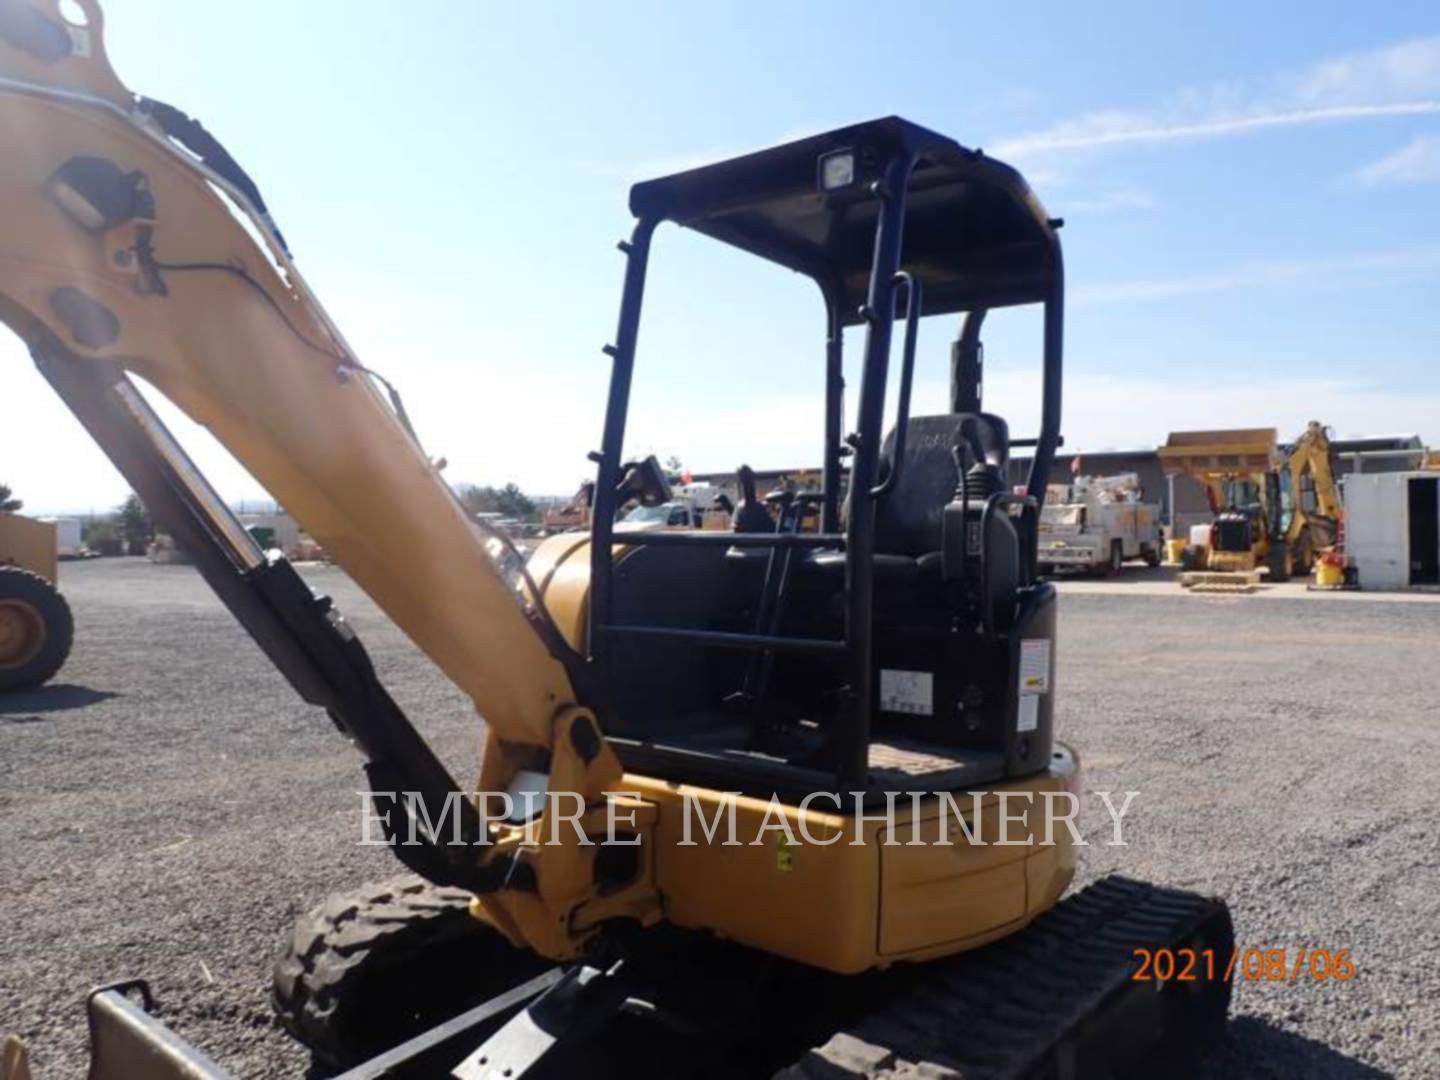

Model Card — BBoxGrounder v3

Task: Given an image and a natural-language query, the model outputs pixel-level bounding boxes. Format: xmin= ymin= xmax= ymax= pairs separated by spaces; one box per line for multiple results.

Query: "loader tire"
xmin=0 ymin=566 xmax=73 ymax=692
xmin=272 ymin=873 xmax=543 ymax=1072
xmin=1265 ymin=543 xmax=1291 ymax=583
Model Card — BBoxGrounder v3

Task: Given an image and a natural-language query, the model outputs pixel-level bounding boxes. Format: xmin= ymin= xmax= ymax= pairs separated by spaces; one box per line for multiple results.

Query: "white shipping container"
xmin=39 ymin=516 xmax=82 ymax=558
xmin=1343 ymin=472 xmax=1440 ymax=590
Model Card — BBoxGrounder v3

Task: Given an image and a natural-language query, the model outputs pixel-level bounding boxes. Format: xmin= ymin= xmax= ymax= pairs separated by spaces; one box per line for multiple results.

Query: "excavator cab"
xmin=540 ymin=117 xmax=1067 ymax=803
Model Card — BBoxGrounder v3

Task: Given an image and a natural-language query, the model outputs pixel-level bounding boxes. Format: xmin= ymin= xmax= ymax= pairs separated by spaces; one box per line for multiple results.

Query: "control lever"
xmin=732 ymin=464 xmax=775 ymax=533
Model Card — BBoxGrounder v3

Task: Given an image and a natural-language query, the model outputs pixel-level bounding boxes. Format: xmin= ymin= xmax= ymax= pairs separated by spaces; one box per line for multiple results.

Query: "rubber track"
xmin=272 ymin=874 xmax=500 ymax=1070
xmin=779 ymin=875 xmax=1234 ymax=1080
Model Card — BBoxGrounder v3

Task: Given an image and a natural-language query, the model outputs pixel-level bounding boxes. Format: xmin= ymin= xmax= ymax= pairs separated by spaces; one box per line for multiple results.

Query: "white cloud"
xmin=993 ymin=36 xmax=1440 ymax=160
xmin=1350 ymin=133 xmax=1440 ymax=187
xmin=1072 ymin=246 xmax=1440 ymax=306
xmin=1291 ymin=36 xmax=1440 ymax=105
xmin=997 ymin=102 xmax=1440 ymax=158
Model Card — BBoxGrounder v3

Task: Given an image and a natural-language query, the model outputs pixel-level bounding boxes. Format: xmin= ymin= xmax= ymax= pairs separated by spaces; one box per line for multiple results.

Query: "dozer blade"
xmin=2 ymin=1036 xmax=34 ymax=1080
xmin=82 ymin=981 xmax=230 ymax=1080
xmin=781 ymin=875 xmax=1234 ymax=1080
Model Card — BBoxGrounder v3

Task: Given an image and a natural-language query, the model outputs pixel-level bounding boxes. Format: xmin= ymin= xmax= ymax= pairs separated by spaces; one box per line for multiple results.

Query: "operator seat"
xmin=873 ymin=413 xmax=1010 ymax=557
xmin=807 ymin=413 xmax=1013 ymax=582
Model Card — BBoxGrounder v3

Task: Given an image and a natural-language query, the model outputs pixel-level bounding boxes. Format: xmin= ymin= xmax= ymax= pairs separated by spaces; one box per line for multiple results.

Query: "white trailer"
xmin=1343 ymin=472 xmax=1439 ymax=590
xmin=1037 ymin=474 xmax=1162 ymax=575
xmin=38 ymin=516 xmax=82 ymax=558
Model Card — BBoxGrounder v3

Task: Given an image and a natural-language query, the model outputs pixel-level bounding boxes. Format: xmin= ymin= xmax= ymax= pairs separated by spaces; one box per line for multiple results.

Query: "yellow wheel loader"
xmin=1159 ymin=428 xmax=1281 ymax=590
xmin=1160 ymin=424 xmax=1343 ymax=592
xmin=0 ymin=510 xmax=73 ymax=691
xmin=0 ymin=2 xmax=1233 ymax=1076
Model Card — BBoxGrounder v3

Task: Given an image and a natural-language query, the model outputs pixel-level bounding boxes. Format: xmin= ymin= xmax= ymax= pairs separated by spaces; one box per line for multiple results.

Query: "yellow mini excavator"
xmin=0 ymin=2 xmax=1233 ymax=1077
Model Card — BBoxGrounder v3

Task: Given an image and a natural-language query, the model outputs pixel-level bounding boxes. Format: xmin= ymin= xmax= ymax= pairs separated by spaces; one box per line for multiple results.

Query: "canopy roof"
xmin=629 ymin=116 xmax=1060 ymax=325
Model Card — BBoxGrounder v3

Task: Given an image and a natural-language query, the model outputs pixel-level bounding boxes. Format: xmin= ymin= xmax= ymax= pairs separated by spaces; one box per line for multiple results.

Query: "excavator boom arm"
xmin=0 ymin=2 xmax=621 ymax=910
xmin=1285 ymin=420 xmax=1342 ymax=544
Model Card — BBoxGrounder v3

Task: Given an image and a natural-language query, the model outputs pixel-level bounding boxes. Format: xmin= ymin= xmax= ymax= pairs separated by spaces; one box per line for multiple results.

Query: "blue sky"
xmin=6 ymin=0 xmax=1439 ymax=513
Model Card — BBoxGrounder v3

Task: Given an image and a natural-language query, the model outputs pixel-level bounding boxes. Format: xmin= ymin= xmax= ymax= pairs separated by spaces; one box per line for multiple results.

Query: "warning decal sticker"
xmin=1019 ymin=639 xmax=1051 ymax=695
xmin=1018 ymin=694 xmax=1039 ymax=733
xmin=880 ymin=669 xmax=933 ymax=716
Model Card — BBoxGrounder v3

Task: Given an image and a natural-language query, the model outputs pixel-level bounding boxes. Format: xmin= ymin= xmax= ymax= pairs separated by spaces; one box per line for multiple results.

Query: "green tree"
xmin=498 ymin=483 xmax=535 ymax=519
xmin=458 ymin=483 xmax=536 ymax=520
xmin=117 ymin=493 xmax=154 ymax=553
xmin=0 ymin=483 xmax=22 ymax=513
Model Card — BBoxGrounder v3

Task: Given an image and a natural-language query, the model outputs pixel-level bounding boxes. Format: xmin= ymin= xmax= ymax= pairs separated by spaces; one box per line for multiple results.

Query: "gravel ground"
xmin=2 ymin=558 xmax=1436 ymax=1078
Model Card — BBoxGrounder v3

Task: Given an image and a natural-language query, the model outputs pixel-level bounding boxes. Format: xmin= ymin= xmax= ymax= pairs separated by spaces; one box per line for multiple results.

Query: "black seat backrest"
xmin=873 ymin=413 xmax=1010 ymax=557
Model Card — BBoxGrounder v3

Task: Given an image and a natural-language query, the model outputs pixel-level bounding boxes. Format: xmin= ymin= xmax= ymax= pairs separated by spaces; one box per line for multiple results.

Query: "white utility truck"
xmin=617 ymin=483 xmax=733 ymax=532
xmin=1037 ymin=473 xmax=1162 ymax=575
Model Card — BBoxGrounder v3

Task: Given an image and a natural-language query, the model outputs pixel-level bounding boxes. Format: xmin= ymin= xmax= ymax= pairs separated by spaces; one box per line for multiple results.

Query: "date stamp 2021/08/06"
xmin=1132 ymin=947 xmax=1356 ymax=984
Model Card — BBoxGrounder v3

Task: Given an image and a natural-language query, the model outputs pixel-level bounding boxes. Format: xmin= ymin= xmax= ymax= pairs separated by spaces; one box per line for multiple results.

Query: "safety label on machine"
xmin=1017 ymin=694 xmax=1039 ymax=732
xmin=1018 ymin=639 xmax=1051 ymax=695
xmin=880 ymin=669 xmax=932 ymax=716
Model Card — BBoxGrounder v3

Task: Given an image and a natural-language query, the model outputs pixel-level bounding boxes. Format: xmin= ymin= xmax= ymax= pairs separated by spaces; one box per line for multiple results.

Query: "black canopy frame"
xmin=586 ymin=117 xmax=1064 ymax=791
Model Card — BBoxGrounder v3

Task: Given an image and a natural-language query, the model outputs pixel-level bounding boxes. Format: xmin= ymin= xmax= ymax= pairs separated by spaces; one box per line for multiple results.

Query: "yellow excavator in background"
xmin=1281 ymin=420 xmax=1343 ymax=574
xmin=0 ymin=2 xmax=1233 ymax=1077
xmin=0 ymin=507 xmax=73 ymax=690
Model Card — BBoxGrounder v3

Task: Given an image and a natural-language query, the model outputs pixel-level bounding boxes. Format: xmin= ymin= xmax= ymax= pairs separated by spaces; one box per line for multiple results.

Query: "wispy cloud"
xmin=1073 ymin=246 xmax=1440 ymax=306
xmin=1290 ymin=36 xmax=1440 ymax=106
xmin=1350 ymin=133 xmax=1440 ymax=187
xmin=993 ymin=36 xmax=1440 ymax=159
xmin=998 ymin=102 xmax=1440 ymax=157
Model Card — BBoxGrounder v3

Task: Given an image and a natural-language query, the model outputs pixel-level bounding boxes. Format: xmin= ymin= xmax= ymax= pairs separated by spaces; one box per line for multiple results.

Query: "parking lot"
xmin=2 ymin=558 xmax=1437 ymax=1078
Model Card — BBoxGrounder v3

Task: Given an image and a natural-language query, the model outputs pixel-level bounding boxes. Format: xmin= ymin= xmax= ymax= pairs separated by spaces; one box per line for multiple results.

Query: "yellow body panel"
xmin=527 ymin=533 xmax=597 ymax=649
xmin=0 ymin=513 xmax=57 ymax=583
xmin=614 ymin=761 xmax=1078 ymax=974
